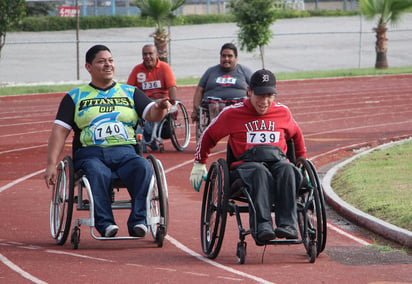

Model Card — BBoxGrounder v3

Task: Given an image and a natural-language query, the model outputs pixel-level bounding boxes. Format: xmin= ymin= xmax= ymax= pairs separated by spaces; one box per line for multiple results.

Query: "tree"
xmin=360 ymin=0 xmax=412 ymax=69
xmin=134 ymin=0 xmax=185 ymax=63
xmin=0 ymin=0 xmax=26 ymax=58
xmin=229 ymin=0 xmax=278 ymax=68
xmin=25 ymin=1 xmax=58 ymax=16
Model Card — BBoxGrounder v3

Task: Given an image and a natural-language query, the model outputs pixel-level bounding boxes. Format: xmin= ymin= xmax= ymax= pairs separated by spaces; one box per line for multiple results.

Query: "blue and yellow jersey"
xmin=68 ymin=84 xmax=138 ymax=147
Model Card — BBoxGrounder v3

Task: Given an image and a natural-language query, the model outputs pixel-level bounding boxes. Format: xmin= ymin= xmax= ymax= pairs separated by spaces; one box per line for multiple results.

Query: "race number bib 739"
xmin=247 ymin=131 xmax=280 ymax=144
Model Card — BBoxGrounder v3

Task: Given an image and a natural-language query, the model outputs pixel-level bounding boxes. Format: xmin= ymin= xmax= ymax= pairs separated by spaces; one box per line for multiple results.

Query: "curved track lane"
xmin=1 ymin=75 xmax=411 ymax=283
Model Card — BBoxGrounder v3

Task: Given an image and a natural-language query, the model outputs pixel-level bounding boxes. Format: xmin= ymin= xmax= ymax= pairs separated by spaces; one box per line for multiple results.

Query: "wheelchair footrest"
xmin=265 ymin=239 xmax=302 ymax=245
xmin=111 ymin=200 xmax=132 ymax=209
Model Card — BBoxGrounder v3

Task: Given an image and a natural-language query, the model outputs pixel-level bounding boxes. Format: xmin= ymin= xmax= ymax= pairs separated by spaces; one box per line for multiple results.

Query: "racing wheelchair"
xmin=141 ymin=99 xmax=190 ymax=152
xmin=49 ymin=145 xmax=169 ymax=249
xmin=200 ymin=140 xmax=327 ymax=264
xmin=196 ymin=96 xmax=244 ymax=142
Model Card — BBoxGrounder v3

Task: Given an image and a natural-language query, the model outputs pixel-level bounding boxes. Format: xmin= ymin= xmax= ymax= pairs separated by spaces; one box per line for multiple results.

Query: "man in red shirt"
xmin=127 ymin=44 xmax=177 ymax=151
xmin=190 ymin=69 xmax=306 ymax=243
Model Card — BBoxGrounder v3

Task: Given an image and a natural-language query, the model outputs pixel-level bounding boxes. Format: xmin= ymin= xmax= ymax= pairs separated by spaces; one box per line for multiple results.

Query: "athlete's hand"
xmin=190 ymin=163 xmax=207 ymax=192
xmin=191 ymin=110 xmax=198 ymax=123
xmin=44 ymin=165 xmax=57 ymax=189
xmin=155 ymin=98 xmax=172 ymax=112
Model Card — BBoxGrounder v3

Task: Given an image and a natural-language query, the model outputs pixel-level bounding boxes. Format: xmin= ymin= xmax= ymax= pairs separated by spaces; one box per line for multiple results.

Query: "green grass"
xmin=1 ymin=66 xmax=411 ymax=96
xmin=332 ymin=140 xmax=412 ymax=232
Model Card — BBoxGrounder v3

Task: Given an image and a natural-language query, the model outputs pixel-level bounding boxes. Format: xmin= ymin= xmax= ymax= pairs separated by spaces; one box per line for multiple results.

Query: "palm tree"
xmin=360 ymin=0 xmax=412 ymax=69
xmin=134 ymin=0 xmax=185 ymax=63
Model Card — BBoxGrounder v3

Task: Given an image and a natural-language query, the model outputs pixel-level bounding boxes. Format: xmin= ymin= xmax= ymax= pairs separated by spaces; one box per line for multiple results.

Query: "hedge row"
xmin=12 ymin=10 xmax=358 ymax=32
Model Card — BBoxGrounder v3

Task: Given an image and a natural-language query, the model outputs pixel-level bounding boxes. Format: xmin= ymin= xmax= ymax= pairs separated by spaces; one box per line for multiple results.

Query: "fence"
xmin=0 ymin=14 xmax=411 ymax=86
xmin=43 ymin=0 xmax=358 ymax=16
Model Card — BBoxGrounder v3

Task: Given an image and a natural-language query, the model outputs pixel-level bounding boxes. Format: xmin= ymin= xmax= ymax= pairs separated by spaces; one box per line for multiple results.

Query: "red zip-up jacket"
xmin=195 ymin=99 xmax=306 ymax=167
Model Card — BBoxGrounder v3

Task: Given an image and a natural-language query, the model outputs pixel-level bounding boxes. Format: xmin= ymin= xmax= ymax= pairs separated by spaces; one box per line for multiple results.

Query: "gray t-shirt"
xmin=198 ymin=64 xmax=252 ymax=100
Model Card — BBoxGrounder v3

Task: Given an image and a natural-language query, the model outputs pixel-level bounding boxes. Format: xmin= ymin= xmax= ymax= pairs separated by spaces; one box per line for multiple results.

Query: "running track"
xmin=1 ymin=75 xmax=411 ymax=283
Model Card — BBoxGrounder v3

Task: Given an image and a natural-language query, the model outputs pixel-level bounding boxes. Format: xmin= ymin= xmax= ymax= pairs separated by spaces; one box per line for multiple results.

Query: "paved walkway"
xmin=0 ymin=15 xmax=411 ymax=85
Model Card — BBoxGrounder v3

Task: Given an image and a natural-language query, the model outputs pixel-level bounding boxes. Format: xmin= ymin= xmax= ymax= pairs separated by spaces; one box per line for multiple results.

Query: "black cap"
xmin=250 ymin=69 xmax=277 ymax=95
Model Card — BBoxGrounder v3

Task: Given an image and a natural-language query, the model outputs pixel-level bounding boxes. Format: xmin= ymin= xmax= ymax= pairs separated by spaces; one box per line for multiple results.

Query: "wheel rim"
xmin=147 ymin=155 xmax=168 ymax=239
xmin=296 ymin=158 xmax=323 ymax=255
xmin=51 ymin=156 xmax=74 ymax=245
xmin=170 ymin=101 xmax=190 ymax=151
xmin=200 ymin=160 xmax=228 ymax=259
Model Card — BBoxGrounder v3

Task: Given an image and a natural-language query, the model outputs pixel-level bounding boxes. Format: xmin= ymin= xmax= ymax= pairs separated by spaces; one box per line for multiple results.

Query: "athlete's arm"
xmin=44 ymin=124 xmax=71 ymax=188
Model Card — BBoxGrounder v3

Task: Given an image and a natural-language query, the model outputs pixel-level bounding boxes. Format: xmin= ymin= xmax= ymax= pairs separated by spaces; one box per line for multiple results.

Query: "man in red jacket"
xmin=190 ymin=69 xmax=306 ymax=243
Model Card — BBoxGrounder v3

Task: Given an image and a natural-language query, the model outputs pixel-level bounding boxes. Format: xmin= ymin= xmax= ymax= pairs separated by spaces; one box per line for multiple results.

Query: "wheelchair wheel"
xmin=146 ymin=155 xmax=169 ymax=247
xmin=296 ymin=158 xmax=325 ymax=259
xmin=196 ymin=106 xmax=209 ymax=143
xmin=307 ymin=160 xmax=327 ymax=253
xmin=169 ymin=100 xmax=190 ymax=151
xmin=50 ymin=156 xmax=74 ymax=245
xmin=200 ymin=158 xmax=229 ymax=259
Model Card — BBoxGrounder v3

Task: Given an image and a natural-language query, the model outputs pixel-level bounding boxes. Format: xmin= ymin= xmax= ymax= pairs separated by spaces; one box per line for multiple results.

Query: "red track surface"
xmin=1 ymin=75 xmax=411 ymax=283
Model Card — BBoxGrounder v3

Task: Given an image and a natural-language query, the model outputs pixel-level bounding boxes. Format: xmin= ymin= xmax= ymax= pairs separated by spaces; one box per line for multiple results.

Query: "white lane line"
xmin=0 ymin=169 xmax=44 ymax=193
xmin=0 ymin=120 xmax=52 ymax=127
xmin=0 ymin=253 xmax=48 ymax=284
xmin=327 ymin=223 xmax=371 ymax=246
xmin=0 ymin=154 xmax=272 ymax=283
xmin=166 ymin=235 xmax=275 ymax=284
xmin=183 ymin=271 xmax=209 ymax=277
xmin=305 ymin=120 xmax=412 ymax=137
xmin=0 ymin=145 xmax=380 ymax=284
xmin=45 ymin=249 xmax=115 ymax=262
xmin=0 ymin=130 xmax=49 ymax=138
xmin=0 ymin=144 xmax=47 ymax=155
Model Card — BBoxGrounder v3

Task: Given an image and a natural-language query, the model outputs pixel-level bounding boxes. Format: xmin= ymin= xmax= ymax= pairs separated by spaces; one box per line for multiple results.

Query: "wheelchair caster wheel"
xmin=236 ymin=241 xmax=247 ymax=264
xmin=308 ymin=241 xmax=317 ymax=263
xmin=159 ymin=144 xmax=165 ymax=153
xmin=71 ymin=227 xmax=80 ymax=249
xmin=155 ymin=226 xmax=165 ymax=248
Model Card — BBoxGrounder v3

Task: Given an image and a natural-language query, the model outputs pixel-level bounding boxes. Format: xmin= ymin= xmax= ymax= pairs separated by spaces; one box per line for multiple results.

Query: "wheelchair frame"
xmin=142 ymin=99 xmax=190 ymax=152
xmin=50 ymin=154 xmax=169 ymax=249
xmin=195 ymin=97 xmax=244 ymax=143
xmin=200 ymin=141 xmax=327 ymax=264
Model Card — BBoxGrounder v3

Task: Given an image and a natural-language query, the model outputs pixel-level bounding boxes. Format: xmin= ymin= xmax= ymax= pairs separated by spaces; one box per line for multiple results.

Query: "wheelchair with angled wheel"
xmin=49 ymin=143 xmax=169 ymax=249
xmin=200 ymin=140 xmax=327 ymax=264
xmin=141 ymin=99 xmax=190 ymax=152
xmin=195 ymin=96 xmax=244 ymax=142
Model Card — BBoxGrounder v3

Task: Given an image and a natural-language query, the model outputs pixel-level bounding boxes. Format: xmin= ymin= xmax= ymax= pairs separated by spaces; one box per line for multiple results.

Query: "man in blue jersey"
xmin=44 ymin=45 xmax=171 ymax=238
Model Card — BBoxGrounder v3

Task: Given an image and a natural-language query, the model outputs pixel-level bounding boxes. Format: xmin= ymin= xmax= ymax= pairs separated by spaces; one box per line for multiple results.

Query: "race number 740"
xmin=95 ymin=122 xmax=126 ymax=140
xmin=247 ymin=131 xmax=280 ymax=144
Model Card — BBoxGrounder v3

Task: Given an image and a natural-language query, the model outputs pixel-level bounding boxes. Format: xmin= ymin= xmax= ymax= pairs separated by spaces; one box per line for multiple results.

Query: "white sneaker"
xmin=132 ymin=224 xmax=148 ymax=238
xmin=104 ymin=224 xmax=119 ymax=237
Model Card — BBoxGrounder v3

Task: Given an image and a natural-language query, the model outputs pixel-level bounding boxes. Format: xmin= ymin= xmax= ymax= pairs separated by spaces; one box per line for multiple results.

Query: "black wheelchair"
xmin=49 ymin=146 xmax=169 ymax=249
xmin=141 ymin=99 xmax=190 ymax=152
xmin=196 ymin=97 xmax=244 ymax=142
xmin=200 ymin=140 xmax=327 ymax=264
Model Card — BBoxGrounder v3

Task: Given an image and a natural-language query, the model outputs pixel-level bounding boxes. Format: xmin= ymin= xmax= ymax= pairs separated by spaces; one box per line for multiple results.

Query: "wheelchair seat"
xmin=196 ymin=97 xmax=245 ymax=143
xmin=49 ymin=150 xmax=169 ymax=249
xmin=225 ymin=139 xmax=296 ymax=198
xmin=140 ymin=99 xmax=190 ymax=152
